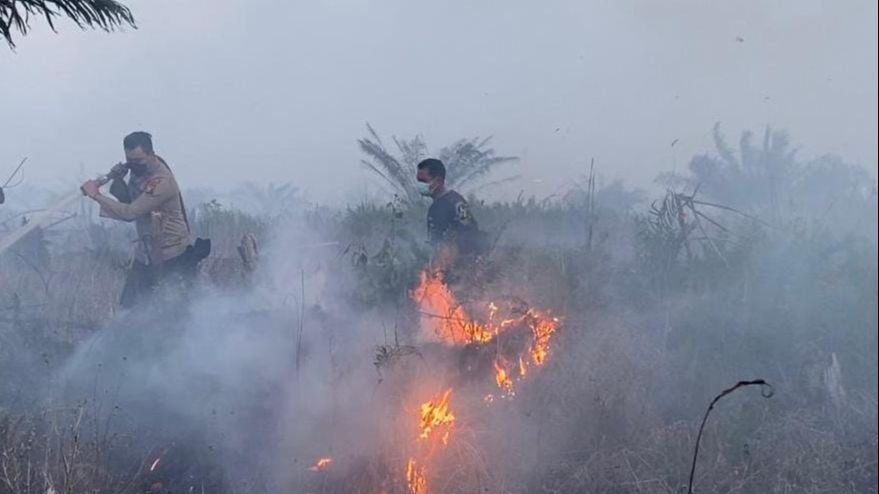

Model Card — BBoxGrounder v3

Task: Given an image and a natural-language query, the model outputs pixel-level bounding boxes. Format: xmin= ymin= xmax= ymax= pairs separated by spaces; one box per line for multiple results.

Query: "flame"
xmin=411 ymin=270 xmax=493 ymax=344
xmin=413 ymin=269 xmax=560 ymax=352
xmin=406 ymin=458 xmax=428 ymax=494
xmin=149 ymin=457 xmax=161 ymax=472
xmin=403 ymin=270 xmax=563 ymax=492
xmin=308 ymin=457 xmax=332 ymax=472
xmin=418 ymin=388 xmax=455 ymax=441
xmin=493 ymin=359 xmax=514 ymax=396
xmin=527 ymin=310 xmax=559 ymax=366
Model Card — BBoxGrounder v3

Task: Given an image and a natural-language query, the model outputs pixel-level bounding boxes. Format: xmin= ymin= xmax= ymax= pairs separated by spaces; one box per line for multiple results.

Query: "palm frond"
xmin=712 ymin=123 xmax=739 ymax=169
xmin=440 ymin=136 xmax=518 ymax=190
xmin=358 ymin=135 xmax=418 ymax=201
xmin=469 ymin=174 xmax=521 ymax=194
xmin=1 ymin=0 xmax=136 ymax=48
xmin=359 ymin=125 xmax=518 ymax=203
xmin=360 ymin=159 xmax=407 ymax=197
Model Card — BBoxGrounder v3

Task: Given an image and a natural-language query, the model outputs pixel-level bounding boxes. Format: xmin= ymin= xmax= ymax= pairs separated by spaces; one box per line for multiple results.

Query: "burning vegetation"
xmin=0 ymin=125 xmax=876 ymax=493
xmin=368 ymin=267 xmax=563 ymax=493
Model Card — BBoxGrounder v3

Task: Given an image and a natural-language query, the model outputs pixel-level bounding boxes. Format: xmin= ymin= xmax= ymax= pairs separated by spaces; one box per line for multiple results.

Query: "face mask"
xmin=128 ymin=161 xmax=148 ymax=176
xmin=416 ymin=181 xmax=433 ymax=197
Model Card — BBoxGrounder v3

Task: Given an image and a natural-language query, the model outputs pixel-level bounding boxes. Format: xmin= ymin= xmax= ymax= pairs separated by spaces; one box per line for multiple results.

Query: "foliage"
xmin=229 ymin=182 xmax=303 ymax=219
xmin=0 ymin=125 xmax=875 ymax=493
xmin=633 ymin=189 xmax=758 ymax=293
xmin=342 ymin=196 xmax=428 ymax=306
xmin=658 ymin=124 xmax=878 ymax=235
xmin=191 ymin=199 xmax=268 ymax=258
xmin=358 ymin=124 xmax=518 ymax=204
xmin=1 ymin=0 xmax=135 ymax=48
xmin=657 ymin=124 xmax=798 ymax=213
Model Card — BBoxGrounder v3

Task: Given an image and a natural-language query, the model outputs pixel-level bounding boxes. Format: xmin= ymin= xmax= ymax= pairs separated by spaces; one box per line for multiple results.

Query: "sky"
xmin=1 ymin=0 xmax=876 ymax=204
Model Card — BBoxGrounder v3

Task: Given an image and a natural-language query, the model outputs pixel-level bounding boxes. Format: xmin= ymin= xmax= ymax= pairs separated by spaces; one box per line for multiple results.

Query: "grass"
xmin=0 ymin=129 xmax=876 ymax=493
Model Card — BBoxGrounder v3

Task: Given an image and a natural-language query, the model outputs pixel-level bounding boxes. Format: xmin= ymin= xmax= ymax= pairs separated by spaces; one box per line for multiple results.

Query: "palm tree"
xmin=1 ymin=0 xmax=135 ymax=48
xmin=231 ymin=181 xmax=303 ymax=218
xmin=358 ymin=123 xmax=518 ymax=203
xmin=657 ymin=123 xmax=798 ymax=215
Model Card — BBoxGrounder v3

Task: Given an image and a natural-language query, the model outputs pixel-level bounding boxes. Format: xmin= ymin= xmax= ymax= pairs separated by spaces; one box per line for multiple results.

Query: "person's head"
xmin=123 ymin=131 xmax=155 ymax=176
xmin=416 ymin=158 xmax=446 ymax=197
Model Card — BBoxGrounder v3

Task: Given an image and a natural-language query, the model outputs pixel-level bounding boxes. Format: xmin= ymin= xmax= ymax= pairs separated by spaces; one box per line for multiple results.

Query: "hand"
xmin=109 ymin=162 xmax=129 ymax=179
xmin=435 ymin=242 xmax=458 ymax=270
xmin=80 ymin=179 xmax=101 ymax=199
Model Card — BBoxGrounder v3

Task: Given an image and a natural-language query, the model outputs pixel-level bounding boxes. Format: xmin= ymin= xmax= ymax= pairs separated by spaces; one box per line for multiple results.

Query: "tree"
xmin=1 ymin=0 xmax=135 ymax=48
xmin=656 ymin=123 xmax=876 ymax=234
xmin=231 ymin=181 xmax=303 ymax=218
xmin=359 ymin=123 xmax=518 ymax=204
xmin=656 ymin=123 xmax=798 ymax=213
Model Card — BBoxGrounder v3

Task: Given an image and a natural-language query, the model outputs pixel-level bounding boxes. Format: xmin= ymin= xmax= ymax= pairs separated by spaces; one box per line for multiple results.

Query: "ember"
xmin=406 ymin=458 xmax=428 ymax=494
xmin=308 ymin=457 xmax=333 ymax=472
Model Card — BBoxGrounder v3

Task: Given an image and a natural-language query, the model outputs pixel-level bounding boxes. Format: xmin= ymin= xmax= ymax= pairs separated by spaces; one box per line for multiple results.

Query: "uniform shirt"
xmin=96 ymin=157 xmax=192 ymax=263
xmin=427 ymin=190 xmax=482 ymax=255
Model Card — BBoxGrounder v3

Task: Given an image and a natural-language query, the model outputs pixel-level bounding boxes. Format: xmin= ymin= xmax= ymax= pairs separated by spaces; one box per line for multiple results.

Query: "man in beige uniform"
xmin=81 ymin=131 xmax=202 ymax=307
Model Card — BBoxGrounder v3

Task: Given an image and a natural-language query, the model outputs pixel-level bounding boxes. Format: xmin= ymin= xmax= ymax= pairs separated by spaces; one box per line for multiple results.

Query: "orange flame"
xmin=412 ymin=270 xmax=561 ymax=359
xmin=411 ymin=270 xmax=493 ymax=344
xmin=418 ymin=388 xmax=455 ymax=442
xmin=308 ymin=457 xmax=332 ymax=472
xmin=404 ymin=270 xmax=562 ymax=492
xmin=493 ymin=359 xmax=514 ymax=396
xmin=527 ymin=310 xmax=559 ymax=366
xmin=406 ymin=458 xmax=428 ymax=494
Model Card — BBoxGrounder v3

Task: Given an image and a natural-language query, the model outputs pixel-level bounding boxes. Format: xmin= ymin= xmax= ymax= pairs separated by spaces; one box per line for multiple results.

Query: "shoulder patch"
xmin=455 ymin=200 xmax=472 ymax=225
xmin=144 ymin=177 xmax=165 ymax=196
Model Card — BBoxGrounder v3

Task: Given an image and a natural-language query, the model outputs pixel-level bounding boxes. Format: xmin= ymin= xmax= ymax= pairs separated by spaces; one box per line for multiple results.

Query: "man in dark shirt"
xmin=416 ymin=158 xmax=485 ymax=268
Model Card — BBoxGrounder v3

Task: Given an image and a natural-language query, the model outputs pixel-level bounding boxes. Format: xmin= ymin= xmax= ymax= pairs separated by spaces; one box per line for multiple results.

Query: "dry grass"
xmin=0 ymin=164 xmax=876 ymax=493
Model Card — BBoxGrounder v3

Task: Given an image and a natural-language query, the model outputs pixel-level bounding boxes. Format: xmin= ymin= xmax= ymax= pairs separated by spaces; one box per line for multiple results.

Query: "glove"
xmin=108 ymin=162 xmax=129 ymax=180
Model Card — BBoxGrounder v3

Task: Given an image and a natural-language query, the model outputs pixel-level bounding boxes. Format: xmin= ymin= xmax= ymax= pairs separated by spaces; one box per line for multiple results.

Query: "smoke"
xmin=0 ymin=120 xmax=875 ymax=492
xmin=42 ymin=200 xmax=573 ymax=492
xmin=46 ymin=216 xmax=397 ymax=491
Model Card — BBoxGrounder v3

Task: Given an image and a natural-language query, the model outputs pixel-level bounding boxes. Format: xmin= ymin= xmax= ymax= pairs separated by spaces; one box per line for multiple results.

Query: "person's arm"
xmin=107 ymin=163 xmax=131 ymax=203
xmin=431 ymin=203 xmax=460 ymax=269
xmin=435 ymin=239 xmax=459 ymax=270
xmin=88 ymin=176 xmax=175 ymax=222
xmin=108 ymin=178 xmax=131 ymax=203
xmin=452 ymin=198 xmax=475 ymax=229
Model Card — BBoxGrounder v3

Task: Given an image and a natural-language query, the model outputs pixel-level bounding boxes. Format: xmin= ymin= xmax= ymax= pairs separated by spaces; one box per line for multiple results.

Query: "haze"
xmin=1 ymin=0 xmax=876 ymax=203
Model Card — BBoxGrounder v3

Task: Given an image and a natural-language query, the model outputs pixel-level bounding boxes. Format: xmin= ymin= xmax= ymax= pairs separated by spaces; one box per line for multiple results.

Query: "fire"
xmin=411 ymin=270 xmax=561 ymax=375
xmin=411 ymin=270 xmax=493 ymax=344
xmin=493 ymin=359 xmax=514 ymax=396
xmin=411 ymin=270 xmax=561 ymax=398
xmin=527 ymin=310 xmax=559 ymax=365
xmin=399 ymin=270 xmax=563 ymax=492
xmin=308 ymin=457 xmax=332 ymax=472
xmin=407 ymin=389 xmax=456 ymax=493
xmin=406 ymin=458 xmax=428 ymax=494
xmin=418 ymin=388 xmax=455 ymax=442
xmin=149 ymin=457 xmax=161 ymax=472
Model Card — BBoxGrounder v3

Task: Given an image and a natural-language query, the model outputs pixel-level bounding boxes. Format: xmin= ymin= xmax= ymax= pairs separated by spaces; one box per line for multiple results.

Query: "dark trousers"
xmin=119 ymin=253 xmax=197 ymax=308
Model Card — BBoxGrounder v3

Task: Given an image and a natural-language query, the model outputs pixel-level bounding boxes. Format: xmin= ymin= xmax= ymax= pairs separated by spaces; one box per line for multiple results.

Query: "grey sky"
xmin=2 ymin=0 xmax=876 ymax=204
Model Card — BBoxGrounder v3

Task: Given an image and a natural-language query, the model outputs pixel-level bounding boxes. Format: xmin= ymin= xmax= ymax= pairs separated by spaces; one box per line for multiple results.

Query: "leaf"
xmin=1 ymin=0 xmax=136 ymax=48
